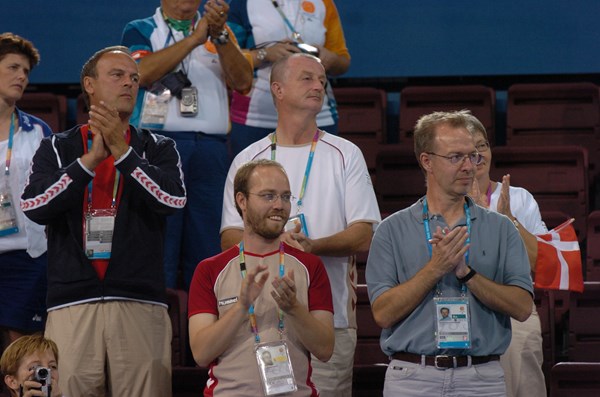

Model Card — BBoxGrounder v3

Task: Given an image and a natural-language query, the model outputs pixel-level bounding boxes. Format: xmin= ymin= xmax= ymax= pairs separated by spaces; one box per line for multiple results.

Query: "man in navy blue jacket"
xmin=21 ymin=46 xmax=186 ymax=397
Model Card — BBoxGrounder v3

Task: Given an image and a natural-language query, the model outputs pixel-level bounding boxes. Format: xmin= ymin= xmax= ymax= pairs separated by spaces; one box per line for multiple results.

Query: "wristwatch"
xmin=457 ymin=267 xmax=477 ymax=284
xmin=211 ymin=29 xmax=229 ymax=46
xmin=512 ymin=217 xmax=520 ymax=229
xmin=256 ymin=48 xmax=268 ymax=62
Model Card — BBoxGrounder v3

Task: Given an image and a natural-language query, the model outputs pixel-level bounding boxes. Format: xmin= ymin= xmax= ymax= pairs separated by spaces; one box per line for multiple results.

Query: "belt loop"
xmin=467 ymin=355 xmax=472 ymax=368
xmin=420 ymin=354 xmax=426 ymax=367
xmin=452 ymin=356 xmax=457 ymax=368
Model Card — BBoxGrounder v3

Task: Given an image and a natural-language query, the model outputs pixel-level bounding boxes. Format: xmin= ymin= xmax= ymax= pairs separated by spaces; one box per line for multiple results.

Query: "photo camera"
xmin=293 ymin=42 xmax=320 ymax=57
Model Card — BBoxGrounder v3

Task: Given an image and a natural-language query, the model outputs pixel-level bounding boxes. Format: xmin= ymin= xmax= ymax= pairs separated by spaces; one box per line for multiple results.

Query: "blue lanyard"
xmin=4 ymin=112 xmax=15 ymax=177
xmin=422 ymin=198 xmax=471 ymax=294
xmin=271 ymin=0 xmax=301 ymax=40
xmin=239 ymin=241 xmax=286 ymax=343
xmin=270 ymin=130 xmax=319 ymax=209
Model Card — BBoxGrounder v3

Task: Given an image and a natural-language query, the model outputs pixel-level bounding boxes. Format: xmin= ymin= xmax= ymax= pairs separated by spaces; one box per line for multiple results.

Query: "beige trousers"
xmin=500 ymin=304 xmax=546 ymax=397
xmin=45 ymin=301 xmax=172 ymax=397
xmin=311 ymin=328 xmax=357 ymax=397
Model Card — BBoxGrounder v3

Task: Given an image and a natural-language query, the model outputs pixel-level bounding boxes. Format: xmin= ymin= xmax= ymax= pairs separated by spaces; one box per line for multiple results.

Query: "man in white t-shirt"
xmin=466 ymin=111 xmax=547 ymax=397
xmin=220 ymin=53 xmax=381 ymax=397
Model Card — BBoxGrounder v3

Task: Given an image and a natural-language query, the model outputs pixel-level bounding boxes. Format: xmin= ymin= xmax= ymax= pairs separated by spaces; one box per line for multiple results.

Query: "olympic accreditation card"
xmin=284 ymin=213 xmax=308 ymax=237
xmin=255 ymin=341 xmax=297 ymax=395
xmin=84 ymin=208 xmax=117 ymax=259
xmin=434 ymin=297 xmax=471 ymax=349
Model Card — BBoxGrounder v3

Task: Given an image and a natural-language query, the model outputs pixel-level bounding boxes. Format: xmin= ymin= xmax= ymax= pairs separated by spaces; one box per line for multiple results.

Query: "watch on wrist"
xmin=512 ymin=217 xmax=520 ymax=229
xmin=457 ymin=267 xmax=477 ymax=284
xmin=256 ymin=48 xmax=268 ymax=62
xmin=211 ymin=29 xmax=229 ymax=46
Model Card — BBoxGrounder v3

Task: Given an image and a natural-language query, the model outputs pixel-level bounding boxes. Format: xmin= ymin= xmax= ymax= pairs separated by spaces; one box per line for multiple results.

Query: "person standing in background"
xmin=227 ymin=0 xmax=350 ymax=158
xmin=121 ymin=0 xmax=253 ymax=289
xmin=0 ymin=33 xmax=51 ymax=350
xmin=466 ymin=111 xmax=547 ymax=397
xmin=221 ymin=54 xmax=380 ymax=397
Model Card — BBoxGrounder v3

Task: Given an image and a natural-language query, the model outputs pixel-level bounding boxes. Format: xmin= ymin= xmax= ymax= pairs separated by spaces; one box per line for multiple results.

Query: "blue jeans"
xmin=384 ymin=359 xmax=506 ymax=397
xmin=159 ymin=130 xmax=230 ymax=289
xmin=229 ymin=121 xmax=338 ymax=159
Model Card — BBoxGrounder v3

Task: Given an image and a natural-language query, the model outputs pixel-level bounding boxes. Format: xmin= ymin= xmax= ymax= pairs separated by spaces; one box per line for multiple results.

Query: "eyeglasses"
xmin=248 ymin=192 xmax=295 ymax=203
xmin=426 ymin=152 xmax=483 ymax=165
xmin=475 ymin=141 xmax=490 ymax=152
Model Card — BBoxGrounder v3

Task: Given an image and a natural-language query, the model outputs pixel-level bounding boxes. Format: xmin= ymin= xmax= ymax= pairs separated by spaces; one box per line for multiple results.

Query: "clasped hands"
xmin=82 ymin=101 xmax=128 ymax=170
xmin=191 ymin=0 xmax=230 ymax=45
xmin=429 ymin=225 xmax=471 ymax=279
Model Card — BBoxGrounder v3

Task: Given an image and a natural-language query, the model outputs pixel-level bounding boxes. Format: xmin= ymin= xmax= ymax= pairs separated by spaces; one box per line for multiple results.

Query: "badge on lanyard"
xmin=84 ymin=208 xmax=117 ymax=259
xmin=284 ymin=213 xmax=308 ymax=237
xmin=0 ymin=190 xmax=19 ymax=237
xmin=255 ymin=340 xmax=298 ymax=396
xmin=140 ymin=88 xmax=171 ymax=130
xmin=434 ymin=297 xmax=471 ymax=349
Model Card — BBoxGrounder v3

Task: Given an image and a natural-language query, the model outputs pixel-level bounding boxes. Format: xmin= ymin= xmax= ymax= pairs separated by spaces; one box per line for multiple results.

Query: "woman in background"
xmin=0 ymin=33 xmax=52 ymax=349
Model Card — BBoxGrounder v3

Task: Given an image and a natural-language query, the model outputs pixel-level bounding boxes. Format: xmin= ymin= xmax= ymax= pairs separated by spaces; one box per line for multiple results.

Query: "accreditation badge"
xmin=434 ymin=297 xmax=471 ymax=349
xmin=0 ymin=190 xmax=19 ymax=237
xmin=255 ymin=341 xmax=297 ymax=395
xmin=84 ymin=208 xmax=117 ymax=259
xmin=140 ymin=87 xmax=171 ymax=130
xmin=284 ymin=213 xmax=308 ymax=237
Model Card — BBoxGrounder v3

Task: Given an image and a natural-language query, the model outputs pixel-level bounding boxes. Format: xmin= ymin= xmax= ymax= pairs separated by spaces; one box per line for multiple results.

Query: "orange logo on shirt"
xmin=302 ymin=1 xmax=315 ymax=13
xmin=205 ymin=41 xmax=218 ymax=54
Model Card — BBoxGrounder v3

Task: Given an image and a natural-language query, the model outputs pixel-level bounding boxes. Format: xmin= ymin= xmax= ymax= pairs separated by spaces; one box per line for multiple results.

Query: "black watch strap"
xmin=457 ymin=267 xmax=477 ymax=283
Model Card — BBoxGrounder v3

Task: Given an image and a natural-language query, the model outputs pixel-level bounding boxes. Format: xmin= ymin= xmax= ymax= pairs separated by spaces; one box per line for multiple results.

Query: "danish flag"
xmin=534 ymin=218 xmax=584 ymax=292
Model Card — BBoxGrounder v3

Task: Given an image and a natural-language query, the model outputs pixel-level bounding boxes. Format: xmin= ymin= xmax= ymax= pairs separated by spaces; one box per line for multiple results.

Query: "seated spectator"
xmin=0 ymin=333 xmax=63 ymax=397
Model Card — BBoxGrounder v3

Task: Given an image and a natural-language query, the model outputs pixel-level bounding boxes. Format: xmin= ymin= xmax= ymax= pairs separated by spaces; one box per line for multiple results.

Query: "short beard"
xmin=256 ymin=227 xmax=283 ymax=240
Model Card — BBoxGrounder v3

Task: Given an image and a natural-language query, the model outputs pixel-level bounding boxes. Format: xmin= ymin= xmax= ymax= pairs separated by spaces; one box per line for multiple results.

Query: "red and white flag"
xmin=534 ymin=218 xmax=584 ymax=292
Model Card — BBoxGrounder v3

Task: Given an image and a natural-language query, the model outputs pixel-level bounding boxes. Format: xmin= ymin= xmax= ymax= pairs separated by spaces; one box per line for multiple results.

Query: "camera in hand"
xmin=33 ymin=366 xmax=52 ymax=396
xmin=293 ymin=42 xmax=320 ymax=57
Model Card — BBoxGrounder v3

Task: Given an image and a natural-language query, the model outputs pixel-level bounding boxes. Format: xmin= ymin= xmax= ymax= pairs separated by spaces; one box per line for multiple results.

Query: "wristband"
xmin=457 ymin=267 xmax=477 ymax=283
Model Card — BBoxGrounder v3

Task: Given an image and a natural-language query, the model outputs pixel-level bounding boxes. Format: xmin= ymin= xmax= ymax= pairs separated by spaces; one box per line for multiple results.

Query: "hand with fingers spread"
xmin=497 ymin=174 xmax=513 ymax=218
xmin=88 ymin=101 xmax=129 ymax=161
xmin=429 ymin=225 xmax=470 ymax=277
xmin=271 ymin=270 xmax=298 ymax=313
xmin=239 ymin=264 xmax=269 ymax=309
